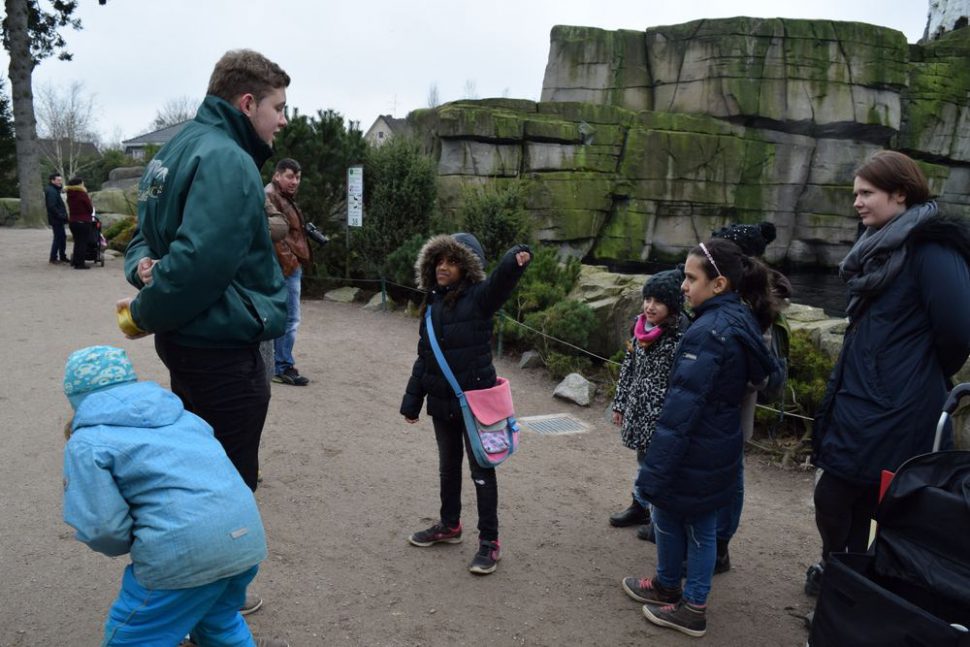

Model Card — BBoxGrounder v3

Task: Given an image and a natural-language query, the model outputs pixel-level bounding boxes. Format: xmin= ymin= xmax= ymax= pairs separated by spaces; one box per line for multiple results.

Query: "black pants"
xmin=49 ymin=223 xmax=67 ymax=261
xmin=155 ymin=334 xmax=270 ymax=491
xmin=68 ymin=221 xmax=91 ymax=267
xmin=813 ymin=469 xmax=879 ymax=562
xmin=433 ymin=416 xmax=498 ymax=541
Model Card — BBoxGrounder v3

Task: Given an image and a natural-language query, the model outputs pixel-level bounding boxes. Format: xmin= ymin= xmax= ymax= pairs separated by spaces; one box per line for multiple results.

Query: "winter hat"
xmin=642 ymin=266 xmax=685 ymax=314
xmin=63 ymin=345 xmax=137 ymax=410
xmin=711 ymin=222 xmax=777 ymax=257
xmin=452 ymin=232 xmax=487 ymax=268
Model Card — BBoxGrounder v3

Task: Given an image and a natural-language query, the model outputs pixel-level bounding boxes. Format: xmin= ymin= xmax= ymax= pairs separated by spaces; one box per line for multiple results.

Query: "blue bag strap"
xmin=425 ymin=305 xmax=464 ymax=399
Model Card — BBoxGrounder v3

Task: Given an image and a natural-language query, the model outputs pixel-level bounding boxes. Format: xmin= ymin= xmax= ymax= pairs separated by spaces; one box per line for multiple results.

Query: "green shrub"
xmin=787 ymin=328 xmax=835 ymax=416
xmin=384 ymin=233 xmax=426 ymax=289
xmin=459 ymin=182 xmax=531 ymax=260
xmin=522 ymin=299 xmax=596 ymax=357
xmin=545 ymin=351 xmax=593 ymax=381
xmin=107 ymin=217 xmax=138 ymax=252
xmin=103 ymin=215 xmax=136 ymax=241
xmin=507 ymin=246 xmax=581 ymax=321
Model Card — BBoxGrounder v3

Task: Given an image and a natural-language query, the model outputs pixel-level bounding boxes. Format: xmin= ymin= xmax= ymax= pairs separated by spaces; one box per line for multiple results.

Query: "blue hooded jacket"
xmin=63 ymin=381 xmax=266 ymax=589
xmin=636 ymin=292 xmax=780 ymax=515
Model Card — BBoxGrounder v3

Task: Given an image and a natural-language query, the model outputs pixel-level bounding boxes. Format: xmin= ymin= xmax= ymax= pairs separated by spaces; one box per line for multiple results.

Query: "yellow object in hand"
xmin=117 ymin=304 xmax=145 ymax=337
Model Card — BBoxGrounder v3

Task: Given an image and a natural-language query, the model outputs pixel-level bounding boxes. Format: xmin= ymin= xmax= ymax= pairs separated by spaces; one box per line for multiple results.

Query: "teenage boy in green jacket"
xmin=119 ymin=49 xmax=289 ymax=494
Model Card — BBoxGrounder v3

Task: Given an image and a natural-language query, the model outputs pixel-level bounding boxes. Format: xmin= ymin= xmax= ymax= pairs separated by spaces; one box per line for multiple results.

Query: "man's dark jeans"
xmin=155 ymin=334 xmax=269 ymax=491
xmin=433 ymin=416 xmax=498 ymax=541
xmin=49 ymin=223 xmax=67 ymax=261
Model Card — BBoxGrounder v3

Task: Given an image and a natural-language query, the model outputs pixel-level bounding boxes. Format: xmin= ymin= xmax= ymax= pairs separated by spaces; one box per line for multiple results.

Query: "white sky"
xmin=3 ymin=0 xmax=931 ymax=145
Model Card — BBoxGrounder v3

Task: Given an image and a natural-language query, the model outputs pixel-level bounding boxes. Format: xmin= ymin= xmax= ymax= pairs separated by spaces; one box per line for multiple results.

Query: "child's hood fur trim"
xmin=414 ymin=234 xmax=486 ymax=290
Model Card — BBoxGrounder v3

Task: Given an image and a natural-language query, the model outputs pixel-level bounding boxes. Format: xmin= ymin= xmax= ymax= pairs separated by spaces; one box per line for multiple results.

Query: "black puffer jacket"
xmin=400 ymin=234 xmax=530 ymax=421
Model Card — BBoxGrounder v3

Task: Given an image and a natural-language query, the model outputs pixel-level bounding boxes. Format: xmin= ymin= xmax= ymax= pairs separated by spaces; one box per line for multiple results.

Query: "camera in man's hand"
xmin=305 ymin=222 xmax=329 ymax=246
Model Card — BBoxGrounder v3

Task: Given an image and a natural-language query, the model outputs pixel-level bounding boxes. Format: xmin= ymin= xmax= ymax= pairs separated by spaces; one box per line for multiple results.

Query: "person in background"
xmin=45 ymin=172 xmax=69 ymax=264
xmin=609 ymin=268 xmax=685 ymax=538
xmin=265 ymin=158 xmax=312 ymax=387
xmin=807 ymin=150 xmax=970 ymax=596
xmin=65 ymin=176 xmax=94 ymax=270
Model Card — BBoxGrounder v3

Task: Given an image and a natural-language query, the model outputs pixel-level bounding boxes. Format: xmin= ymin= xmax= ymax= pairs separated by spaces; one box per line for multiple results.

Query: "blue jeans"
xmin=653 ymin=506 xmax=717 ymax=606
xmin=102 ymin=564 xmax=258 ymax=646
xmin=50 ymin=223 xmax=67 ymax=261
xmin=716 ymin=463 xmax=744 ymax=542
xmin=274 ymin=267 xmax=302 ymax=375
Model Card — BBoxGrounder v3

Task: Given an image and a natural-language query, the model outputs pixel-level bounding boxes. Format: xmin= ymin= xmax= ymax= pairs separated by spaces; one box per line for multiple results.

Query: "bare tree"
xmin=150 ymin=95 xmax=197 ymax=131
xmin=426 ymin=82 xmax=439 ymax=108
xmin=462 ymin=79 xmax=478 ymax=100
xmin=35 ymin=80 xmax=98 ymax=180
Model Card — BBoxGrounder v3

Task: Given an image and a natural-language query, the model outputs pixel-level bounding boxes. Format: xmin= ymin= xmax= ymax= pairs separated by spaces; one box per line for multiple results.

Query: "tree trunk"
xmin=5 ymin=0 xmax=44 ymax=227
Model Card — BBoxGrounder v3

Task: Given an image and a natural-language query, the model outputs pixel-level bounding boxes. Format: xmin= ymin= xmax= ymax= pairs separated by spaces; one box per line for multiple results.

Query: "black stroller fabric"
xmin=873 ymin=450 xmax=970 ymax=616
xmin=810 ymin=552 xmax=970 ymax=647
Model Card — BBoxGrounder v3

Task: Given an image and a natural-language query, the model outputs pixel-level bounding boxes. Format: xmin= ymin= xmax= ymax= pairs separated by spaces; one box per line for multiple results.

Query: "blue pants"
xmin=102 ymin=564 xmax=258 ymax=646
xmin=274 ymin=267 xmax=302 ymax=375
xmin=50 ymin=223 xmax=67 ymax=261
xmin=653 ymin=507 xmax=717 ymax=606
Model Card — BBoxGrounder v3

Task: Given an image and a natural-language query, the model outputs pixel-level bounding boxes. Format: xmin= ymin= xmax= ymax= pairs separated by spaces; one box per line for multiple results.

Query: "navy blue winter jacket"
xmin=812 ymin=215 xmax=970 ymax=485
xmin=636 ymin=292 xmax=780 ymax=516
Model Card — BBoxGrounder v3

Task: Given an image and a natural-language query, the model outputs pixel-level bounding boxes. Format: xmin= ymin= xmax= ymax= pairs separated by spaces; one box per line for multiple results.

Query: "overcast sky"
xmin=2 ymin=0 xmax=931 ymax=145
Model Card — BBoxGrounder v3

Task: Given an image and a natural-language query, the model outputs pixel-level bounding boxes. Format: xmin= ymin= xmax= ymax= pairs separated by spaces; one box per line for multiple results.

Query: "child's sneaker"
xmin=621 ymin=576 xmax=682 ymax=604
xmin=642 ymin=599 xmax=707 ymax=637
xmin=408 ymin=521 xmax=462 ymax=547
xmin=468 ymin=538 xmax=501 ymax=574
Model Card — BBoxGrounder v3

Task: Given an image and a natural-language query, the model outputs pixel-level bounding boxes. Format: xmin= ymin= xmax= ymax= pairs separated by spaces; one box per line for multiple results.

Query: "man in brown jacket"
xmin=265 ymin=158 xmax=312 ymax=386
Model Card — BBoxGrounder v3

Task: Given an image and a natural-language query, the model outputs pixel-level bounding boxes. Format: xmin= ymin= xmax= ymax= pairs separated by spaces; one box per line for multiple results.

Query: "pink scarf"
xmin=634 ymin=314 xmax=664 ymax=347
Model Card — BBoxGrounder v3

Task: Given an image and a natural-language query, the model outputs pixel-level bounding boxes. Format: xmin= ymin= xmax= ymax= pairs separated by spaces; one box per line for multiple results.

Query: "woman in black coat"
xmin=806 ymin=151 xmax=970 ymax=595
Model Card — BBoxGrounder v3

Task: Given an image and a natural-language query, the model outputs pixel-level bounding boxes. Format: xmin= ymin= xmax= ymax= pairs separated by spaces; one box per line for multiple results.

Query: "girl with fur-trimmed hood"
xmin=401 ymin=233 xmax=531 ymax=575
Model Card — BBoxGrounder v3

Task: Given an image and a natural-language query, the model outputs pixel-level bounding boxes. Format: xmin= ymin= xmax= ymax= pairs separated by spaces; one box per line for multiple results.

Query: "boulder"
xmin=91 ymin=187 xmax=137 ymax=217
xmin=518 ymin=350 xmax=543 ymax=369
xmin=553 ymin=373 xmax=595 ymax=406
xmin=324 ymin=287 xmax=361 ymax=303
xmin=567 ymin=265 xmax=647 ymax=357
xmin=362 ymin=292 xmax=397 ymax=312
xmin=101 ymin=166 xmax=145 ymax=191
xmin=0 ymin=198 xmax=20 ymax=226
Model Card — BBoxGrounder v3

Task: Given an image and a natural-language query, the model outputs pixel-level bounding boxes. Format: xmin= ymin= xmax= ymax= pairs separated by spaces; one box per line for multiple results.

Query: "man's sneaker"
xmin=240 ymin=591 xmax=263 ymax=615
xmin=408 ymin=521 xmax=462 ymax=547
xmin=805 ymin=562 xmax=824 ymax=596
xmin=621 ymin=576 xmax=682 ymax=605
xmin=272 ymin=367 xmax=309 ymax=386
xmin=468 ymin=538 xmax=501 ymax=575
xmin=642 ymin=599 xmax=707 ymax=638
xmin=254 ymin=638 xmax=290 ymax=647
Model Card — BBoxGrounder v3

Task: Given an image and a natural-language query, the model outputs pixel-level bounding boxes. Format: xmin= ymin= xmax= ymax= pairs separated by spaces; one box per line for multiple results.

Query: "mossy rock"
xmin=0 ymin=197 xmax=20 ymax=226
xmin=91 ymin=187 xmax=138 ymax=217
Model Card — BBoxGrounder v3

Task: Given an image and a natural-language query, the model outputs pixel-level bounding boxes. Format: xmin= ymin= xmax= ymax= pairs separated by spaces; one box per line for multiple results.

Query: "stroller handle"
xmin=934 ymin=383 xmax=970 ymax=452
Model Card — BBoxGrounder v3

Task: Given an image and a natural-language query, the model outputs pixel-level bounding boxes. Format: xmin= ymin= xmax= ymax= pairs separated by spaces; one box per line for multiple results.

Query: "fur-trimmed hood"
xmin=414 ymin=233 xmax=487 ymax=291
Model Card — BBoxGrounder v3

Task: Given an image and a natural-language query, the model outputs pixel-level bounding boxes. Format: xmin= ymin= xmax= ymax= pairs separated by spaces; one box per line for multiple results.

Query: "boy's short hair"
xmin=49 ymin=172 xmax=62 ymax=182
xmin=274 ymin=158 xmax=301 ymax=175
xmin=207 ymin=49 xmax=290 ymax=104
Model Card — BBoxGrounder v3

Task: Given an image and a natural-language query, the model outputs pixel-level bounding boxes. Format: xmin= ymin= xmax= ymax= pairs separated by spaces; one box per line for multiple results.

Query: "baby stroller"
xmin=84 ymin=214 xmax=106 ymax=267
xmin=809 ymin=384 xmax=970 ymax=646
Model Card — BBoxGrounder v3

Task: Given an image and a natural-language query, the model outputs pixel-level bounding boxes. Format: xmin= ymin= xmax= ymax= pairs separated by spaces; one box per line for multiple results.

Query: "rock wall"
xmin=410 ymin=18 xmax=970 ymax=269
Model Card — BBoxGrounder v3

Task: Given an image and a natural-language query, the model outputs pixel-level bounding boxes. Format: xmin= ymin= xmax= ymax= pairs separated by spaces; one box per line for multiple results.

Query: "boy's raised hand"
xmin=515 ymin=250 xmax=531 ymax=267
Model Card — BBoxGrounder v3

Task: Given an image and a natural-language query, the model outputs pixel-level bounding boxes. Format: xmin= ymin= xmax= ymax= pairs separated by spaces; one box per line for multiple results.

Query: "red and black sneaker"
xmin=468 ymin=538 xmax=501 ymax=575
xmin=408 ymin=521 xmax=462 ymax=547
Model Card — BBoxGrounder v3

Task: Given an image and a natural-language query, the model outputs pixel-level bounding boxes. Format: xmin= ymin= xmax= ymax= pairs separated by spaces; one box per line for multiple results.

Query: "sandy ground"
xmin=0 ymin=228 xmax=820 ymax=646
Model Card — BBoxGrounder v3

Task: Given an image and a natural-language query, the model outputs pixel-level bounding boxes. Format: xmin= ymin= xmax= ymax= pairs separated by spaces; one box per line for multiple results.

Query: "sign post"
xmin=346 ymin=165 xmax=363 ymax=279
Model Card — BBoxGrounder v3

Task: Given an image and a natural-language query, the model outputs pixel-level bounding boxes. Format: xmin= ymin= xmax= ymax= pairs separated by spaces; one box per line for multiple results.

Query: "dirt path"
xmin=0 ymin=228 xmax=820 ymax=646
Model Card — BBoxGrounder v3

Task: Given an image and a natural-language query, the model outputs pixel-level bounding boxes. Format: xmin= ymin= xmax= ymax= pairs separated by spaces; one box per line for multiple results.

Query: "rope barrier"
xmin=311 ymin=274 xmax=817 ymax=424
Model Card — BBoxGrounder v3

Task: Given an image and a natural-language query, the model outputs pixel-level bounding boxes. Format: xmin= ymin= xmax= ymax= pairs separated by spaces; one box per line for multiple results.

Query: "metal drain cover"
xmin=518 ymin=414 xmax=590 ymax=435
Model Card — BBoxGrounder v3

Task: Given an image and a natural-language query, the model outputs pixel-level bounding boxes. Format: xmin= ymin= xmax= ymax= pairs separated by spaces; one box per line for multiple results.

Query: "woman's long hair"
xmin=690 ymin=238 xmax=781 ymax=331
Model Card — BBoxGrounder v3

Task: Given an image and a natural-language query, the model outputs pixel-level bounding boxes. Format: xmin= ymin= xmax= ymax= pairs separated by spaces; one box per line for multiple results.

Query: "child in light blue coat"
xmin=62 ymin=345 xmax=285 ymax=647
